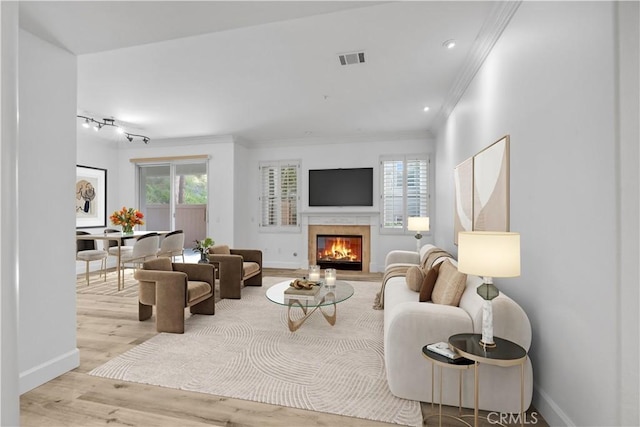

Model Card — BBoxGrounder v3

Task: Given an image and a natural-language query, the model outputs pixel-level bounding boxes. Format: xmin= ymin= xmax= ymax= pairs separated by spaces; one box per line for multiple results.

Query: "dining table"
xmin=76 ymin=230 xmax=171 ymax=290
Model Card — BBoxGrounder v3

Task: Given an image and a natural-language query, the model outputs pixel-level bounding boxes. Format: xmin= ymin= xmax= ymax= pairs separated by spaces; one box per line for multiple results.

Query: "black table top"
xmin=448 ymin=333 xmax=526 ymax=366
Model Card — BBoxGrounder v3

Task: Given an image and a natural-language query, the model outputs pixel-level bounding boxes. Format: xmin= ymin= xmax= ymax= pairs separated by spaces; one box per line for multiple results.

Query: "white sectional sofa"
xmin=383 ymin=244 xmax=533 ymax=413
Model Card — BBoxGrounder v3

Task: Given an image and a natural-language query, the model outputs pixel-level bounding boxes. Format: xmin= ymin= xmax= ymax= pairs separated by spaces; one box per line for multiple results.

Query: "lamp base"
xmin=480 ymin=297 xmax=496 ymax=349
xmin=479 ymin=339 xmax=497 ymax=349
xmin=414 ymin=234 xmax=422 ymax=253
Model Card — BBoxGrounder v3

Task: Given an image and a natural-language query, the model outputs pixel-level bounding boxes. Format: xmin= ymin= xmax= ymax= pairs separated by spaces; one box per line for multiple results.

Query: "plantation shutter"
xmin=260 ymin=161 xmax=300 ymax=229
xmin=406 ymin=157 xmax=428 ymax=218
xmin=381 ymin=159 xmax=405 ymax=229
xmin=280 ymin=164 xmax=298 ymax=226
xmin=261 ymin=165 xmax=278 ymax=227
xmin=380 ymin=155 xmax=429 ymax=231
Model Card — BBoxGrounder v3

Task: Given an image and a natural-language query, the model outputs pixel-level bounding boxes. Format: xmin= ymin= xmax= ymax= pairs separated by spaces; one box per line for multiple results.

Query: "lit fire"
xmin=318 ymin=237 xmax=360 ymax=262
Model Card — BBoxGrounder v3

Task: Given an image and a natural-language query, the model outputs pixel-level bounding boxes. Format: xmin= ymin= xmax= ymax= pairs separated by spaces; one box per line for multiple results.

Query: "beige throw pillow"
xmin=405 ymin=266 xmax=424 ymax=292
xmin=431 ymin=259 xmax=467 ymax=306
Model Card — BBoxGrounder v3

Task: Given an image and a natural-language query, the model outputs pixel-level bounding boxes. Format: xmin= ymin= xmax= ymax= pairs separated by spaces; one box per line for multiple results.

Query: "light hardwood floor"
xmin=20 ymin=269 xmax=545 ymax=427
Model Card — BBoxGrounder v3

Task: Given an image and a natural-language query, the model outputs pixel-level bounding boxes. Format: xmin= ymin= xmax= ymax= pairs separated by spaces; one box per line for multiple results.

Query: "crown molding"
xmin=430 ymin=1 xmax=522 ymax=136
xmin=242 ymin=129 xmax=433 ymax=149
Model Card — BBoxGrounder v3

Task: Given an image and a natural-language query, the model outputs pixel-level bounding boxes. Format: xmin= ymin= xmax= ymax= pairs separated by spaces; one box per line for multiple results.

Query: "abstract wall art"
xmin=453 ymin=135 xmax=510 ymax=244
xmin=472 ymin=135 xmax=510 ymax=233
xmin=453 ymin=157 xmax=474 ymax=245
xmin=76 ymin=165 xmax=107 ymax=228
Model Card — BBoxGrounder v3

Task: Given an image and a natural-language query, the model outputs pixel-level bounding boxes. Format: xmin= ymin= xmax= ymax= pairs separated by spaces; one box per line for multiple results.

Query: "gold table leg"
xmin=474 ymin=362 xmax=479 ymax=427
xmin=286 ymin=294 xmax=337 ymax=332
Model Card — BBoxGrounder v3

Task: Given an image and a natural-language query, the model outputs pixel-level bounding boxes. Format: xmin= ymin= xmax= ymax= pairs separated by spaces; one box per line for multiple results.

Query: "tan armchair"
xmin=207 ymin=245 xmax=262 ymax=299
xmin=134 ymin=258 xmax=215 ymax=333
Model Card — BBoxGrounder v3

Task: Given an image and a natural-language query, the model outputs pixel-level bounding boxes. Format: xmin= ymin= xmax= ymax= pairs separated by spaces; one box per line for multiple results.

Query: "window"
xmin=260 ymin=160 xmax=300 ymax=230
xmin=380 ymin=155 xmax=429 ymax=231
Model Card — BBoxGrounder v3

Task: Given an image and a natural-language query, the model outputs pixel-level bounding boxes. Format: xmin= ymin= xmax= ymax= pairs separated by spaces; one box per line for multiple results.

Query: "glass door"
xmin=139 ymin=164 xmax=171 ymax=231
xmin=174 ymin=163 xmax=207 ymax=248
xmin=138 ymin=161 xmax=208 ymax=247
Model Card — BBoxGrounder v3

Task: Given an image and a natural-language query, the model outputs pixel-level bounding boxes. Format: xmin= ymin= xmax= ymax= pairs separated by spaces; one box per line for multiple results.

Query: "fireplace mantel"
xmin=301 ymin=210 xmax=379 ymax=226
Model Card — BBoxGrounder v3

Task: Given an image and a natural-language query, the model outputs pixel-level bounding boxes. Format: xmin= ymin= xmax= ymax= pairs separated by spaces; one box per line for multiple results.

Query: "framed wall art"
xmin=472 ymin=135 xmax=510 ymax=232
xmin=76 ymin=165 xmax=107 ymax=228
xmin=453 ymin=157 xmax=473 ymax=245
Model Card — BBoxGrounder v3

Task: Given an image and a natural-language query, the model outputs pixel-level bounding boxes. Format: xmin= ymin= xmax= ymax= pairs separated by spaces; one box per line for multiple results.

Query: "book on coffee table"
xmin=284 ymin=281 xmax=321 ymax=300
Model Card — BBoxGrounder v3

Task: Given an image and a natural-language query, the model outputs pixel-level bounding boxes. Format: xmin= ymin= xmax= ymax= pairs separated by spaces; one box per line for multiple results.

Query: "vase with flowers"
xmin=110 ymin=206 xmax=145 ymax=235
xmin=193 ymin=237 xmax=215 ymax=263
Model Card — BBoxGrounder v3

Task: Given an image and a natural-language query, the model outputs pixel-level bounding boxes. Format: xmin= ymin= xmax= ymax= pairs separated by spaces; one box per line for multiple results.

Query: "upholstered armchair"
xmin=207 ymin=245 xmax=262 ymax=299
xmin=134 ymin=258 xmax=215 ymax=333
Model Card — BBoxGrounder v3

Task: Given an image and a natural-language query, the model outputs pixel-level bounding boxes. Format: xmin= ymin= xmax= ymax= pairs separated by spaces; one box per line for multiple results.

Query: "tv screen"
xmin=309 ymin=168 xmax=373 ymax=207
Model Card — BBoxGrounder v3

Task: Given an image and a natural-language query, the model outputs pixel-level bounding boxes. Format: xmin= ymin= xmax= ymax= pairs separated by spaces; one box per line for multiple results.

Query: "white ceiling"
xmin=19 ymin=1 xmax=501 ymax=144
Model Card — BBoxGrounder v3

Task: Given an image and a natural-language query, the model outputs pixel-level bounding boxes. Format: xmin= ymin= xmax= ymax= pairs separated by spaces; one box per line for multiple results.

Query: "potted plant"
xmin=193 ymin=237 xmax=215 ymax=263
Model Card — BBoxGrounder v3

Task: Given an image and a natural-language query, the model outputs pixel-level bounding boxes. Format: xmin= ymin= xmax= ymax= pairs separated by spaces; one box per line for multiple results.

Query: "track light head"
xmin=126 ymin=135 xmax=133 ymax=142
xmin=143 ymin=137 xmax=150 ymax=144
xmin=82 ymin=119 xmax=90 ymax=128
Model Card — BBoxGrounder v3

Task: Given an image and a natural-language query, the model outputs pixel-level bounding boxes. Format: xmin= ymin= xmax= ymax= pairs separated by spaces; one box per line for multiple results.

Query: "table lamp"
xmin=457 ymin=231 xmax=520 ymax=348
xmin=407 ymin=217 xmax=430 ymax=252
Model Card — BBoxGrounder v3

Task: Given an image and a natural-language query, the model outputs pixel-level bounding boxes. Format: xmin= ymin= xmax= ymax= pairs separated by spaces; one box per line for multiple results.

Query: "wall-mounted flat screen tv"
xmin=308 ymin=167 xmax=373 ymax=207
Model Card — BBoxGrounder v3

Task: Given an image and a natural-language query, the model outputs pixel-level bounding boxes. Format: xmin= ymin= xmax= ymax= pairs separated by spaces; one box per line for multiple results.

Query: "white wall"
xmin=616 ymin=2 xmax=640 ymax=424
xmin=246 ymin=134 xmax=434 ymax=271
xmin=18 ymin=29 xmax=79 ymax=393
xmin=1 ymin=3 xmax=21 ymax=424
xmin=433 ymin=2 xmax=638 ymax=426
xmin=233 ymin=142 xmax=251 ymax=248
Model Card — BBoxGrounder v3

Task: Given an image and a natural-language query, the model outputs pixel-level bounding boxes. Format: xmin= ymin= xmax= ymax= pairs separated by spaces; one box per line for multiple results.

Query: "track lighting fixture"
xmin=77 ymin=115 xmax=151 ymax=144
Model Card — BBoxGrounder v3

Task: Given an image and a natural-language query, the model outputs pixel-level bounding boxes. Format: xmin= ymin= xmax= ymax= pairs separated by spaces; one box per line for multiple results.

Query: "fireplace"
xmin=316 ymin=234 xmax=363 ymax=271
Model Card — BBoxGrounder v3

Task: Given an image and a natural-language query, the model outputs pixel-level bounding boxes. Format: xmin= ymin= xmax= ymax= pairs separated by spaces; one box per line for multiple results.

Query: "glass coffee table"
xmin=266 ymin=280 xmax=354 ymax=332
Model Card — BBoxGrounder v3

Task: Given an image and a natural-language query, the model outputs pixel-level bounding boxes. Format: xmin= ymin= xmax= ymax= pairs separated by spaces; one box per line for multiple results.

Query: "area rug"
xmin=89 ymin=278 xmax=423 ymax=426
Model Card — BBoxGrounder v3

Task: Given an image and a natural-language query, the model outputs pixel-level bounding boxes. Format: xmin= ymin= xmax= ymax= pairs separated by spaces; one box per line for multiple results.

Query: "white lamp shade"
xmin=407 ymin=217 xmax=430 ymax=232
xmin=457 ymin=231 xmax=521 ymax=277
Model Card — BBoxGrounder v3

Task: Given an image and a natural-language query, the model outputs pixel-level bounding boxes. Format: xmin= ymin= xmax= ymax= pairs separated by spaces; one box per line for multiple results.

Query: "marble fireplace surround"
xmin=302 ymin=211 xmax=378 ymax=273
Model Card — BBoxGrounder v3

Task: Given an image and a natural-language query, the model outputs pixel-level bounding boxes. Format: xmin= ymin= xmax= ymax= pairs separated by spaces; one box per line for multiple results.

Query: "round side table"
xmin=422 ymin=345 xmax=474 ymax=427
xmin=448 ymin=333 xmax=527 ymax=427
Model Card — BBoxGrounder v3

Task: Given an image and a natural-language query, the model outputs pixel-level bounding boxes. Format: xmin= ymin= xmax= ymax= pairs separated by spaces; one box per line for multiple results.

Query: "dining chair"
xmin=157 ymin=230 xmax=185 ymax=262
xmin=76 ymin=231 xmax=108 ymax=286
xmin=103 ymin=228 xmax=121 ymax=274
xmin=118 ymin=232 xmax=160 ymax=287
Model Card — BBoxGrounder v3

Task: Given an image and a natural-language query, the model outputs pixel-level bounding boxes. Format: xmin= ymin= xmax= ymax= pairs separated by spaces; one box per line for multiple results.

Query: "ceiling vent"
xmin=338 ymin=51 xmax=365 ymax=66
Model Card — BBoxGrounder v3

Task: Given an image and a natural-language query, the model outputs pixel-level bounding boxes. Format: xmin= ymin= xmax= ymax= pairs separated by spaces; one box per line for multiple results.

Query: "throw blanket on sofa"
xmin=373 ymin=247 xmax=453 ymax=310
xmin=421 ymin=249 xmax=453 ymax=271
xmin=373 ymin=264 xmax=413 ymax=310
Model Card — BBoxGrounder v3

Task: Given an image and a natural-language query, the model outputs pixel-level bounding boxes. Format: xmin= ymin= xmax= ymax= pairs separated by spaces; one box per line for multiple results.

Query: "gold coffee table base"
xmin=286 ymin=293 xmax=336 ymax=332
xmin=266 ymin=280 xmax=354 ymax=332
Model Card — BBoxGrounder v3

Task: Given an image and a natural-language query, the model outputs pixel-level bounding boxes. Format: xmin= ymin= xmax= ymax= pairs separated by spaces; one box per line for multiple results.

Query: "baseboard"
xmin=19 ymin=348 xmax=80 ymax=394
xmin=533 ymin=384 xmax=575 ymax=426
